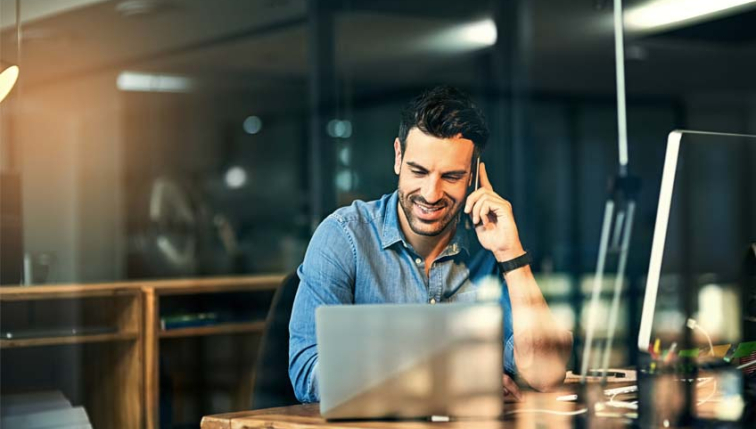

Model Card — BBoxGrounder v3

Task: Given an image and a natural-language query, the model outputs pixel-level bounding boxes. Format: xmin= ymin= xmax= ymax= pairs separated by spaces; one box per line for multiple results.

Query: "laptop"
xmin=315 ymin=303 xmax=504 ymax=420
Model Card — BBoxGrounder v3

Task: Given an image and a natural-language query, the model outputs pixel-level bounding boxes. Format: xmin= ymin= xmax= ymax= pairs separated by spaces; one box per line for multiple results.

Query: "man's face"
xmin=394 ymin=127 xmax=476 ymax=237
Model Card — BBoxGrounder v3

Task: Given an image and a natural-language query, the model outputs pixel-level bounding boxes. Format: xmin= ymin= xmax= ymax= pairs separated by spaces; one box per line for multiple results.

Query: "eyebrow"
xmin=406 ymin=161 xmax=468 ymax=176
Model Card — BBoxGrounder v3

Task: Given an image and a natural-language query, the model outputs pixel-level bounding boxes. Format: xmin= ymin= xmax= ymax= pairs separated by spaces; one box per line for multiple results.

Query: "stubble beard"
xmin=397 ymin=188 xmax=462 ymax=237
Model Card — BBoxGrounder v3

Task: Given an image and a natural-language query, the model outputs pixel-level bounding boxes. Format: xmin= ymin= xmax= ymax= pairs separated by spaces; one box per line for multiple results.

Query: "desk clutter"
xmin=0 ymin=391 xmax=92 ymax=429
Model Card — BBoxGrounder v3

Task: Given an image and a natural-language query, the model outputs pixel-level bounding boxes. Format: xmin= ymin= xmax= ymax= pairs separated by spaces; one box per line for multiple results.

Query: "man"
xmin=289 ymin=85 xmax=572 ymax=403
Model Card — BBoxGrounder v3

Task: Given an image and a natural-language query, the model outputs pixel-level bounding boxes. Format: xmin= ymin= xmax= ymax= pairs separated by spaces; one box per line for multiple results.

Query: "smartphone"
xmin=472 ymin=155 xmax=480 ymax=193
xmin=467 ymin=155 xmax=481 ymax=227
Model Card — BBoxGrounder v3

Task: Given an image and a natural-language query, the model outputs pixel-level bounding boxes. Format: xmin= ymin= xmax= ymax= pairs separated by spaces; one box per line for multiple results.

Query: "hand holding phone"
xmin=464 ymin=161 xmax=525 ymax=262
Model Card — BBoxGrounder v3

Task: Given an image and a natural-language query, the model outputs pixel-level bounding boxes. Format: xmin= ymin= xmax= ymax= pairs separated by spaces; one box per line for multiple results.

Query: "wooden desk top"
xmin=200 ymin=390 xmax=631 ymax=429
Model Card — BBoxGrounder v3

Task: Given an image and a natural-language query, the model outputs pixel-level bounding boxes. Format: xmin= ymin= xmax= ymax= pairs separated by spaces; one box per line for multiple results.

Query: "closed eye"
xmin=443 ymin=174 xmax=464 ymax=182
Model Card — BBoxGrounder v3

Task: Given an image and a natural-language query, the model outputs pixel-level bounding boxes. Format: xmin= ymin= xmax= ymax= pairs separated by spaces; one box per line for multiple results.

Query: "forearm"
xmin=504 ymin=265 xmax=573 ymax=391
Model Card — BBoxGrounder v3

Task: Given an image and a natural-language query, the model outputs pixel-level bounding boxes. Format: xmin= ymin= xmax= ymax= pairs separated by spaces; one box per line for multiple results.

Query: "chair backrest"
xmin=250 ymin=272 xmax=300 ymax=409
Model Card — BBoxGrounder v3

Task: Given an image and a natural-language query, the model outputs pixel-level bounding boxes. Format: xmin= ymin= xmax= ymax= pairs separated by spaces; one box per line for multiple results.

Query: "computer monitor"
xmin=638 ymin=130 xmax=756 ymax=353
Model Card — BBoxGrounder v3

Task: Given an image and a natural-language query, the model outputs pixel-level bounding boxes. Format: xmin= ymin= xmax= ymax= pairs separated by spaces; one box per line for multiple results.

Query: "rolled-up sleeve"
xmin=501 ymin=280 xmax=517 ymax=376
xmin=288 ymin=216 xmax=356 ymax=403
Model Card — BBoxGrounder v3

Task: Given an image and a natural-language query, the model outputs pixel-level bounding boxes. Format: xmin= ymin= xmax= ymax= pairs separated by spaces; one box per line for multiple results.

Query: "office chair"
xmin=250 ymin=271 xmax=300 ymax=409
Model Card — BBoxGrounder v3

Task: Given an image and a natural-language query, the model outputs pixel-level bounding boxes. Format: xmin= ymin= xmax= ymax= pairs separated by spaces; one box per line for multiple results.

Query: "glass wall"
xmin=1 ymin=0 xmax=754 ymax=427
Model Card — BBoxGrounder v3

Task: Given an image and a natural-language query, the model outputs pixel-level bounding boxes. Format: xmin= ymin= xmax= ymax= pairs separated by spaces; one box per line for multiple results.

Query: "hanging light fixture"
xmin=0 ymin=65 xmax=19 ymax=103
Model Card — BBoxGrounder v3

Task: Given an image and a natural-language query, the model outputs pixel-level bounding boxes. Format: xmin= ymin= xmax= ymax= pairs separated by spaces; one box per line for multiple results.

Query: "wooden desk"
xmin=200 ymin=389 xmax=631 ymax=429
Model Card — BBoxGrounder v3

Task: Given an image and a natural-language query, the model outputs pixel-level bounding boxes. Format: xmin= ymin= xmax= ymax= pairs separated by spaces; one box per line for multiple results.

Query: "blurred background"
xmin=1 ymin=0 xmax=754 ymax=428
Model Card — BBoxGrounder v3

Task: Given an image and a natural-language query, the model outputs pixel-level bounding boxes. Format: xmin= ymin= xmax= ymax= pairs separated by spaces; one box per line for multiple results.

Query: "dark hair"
xmin=398 ymin=85 xmax=489 ymax=156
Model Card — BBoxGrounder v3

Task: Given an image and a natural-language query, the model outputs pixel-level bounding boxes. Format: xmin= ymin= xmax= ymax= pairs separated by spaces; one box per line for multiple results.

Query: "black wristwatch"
xmin=497 ymin=251 xmax=532 ymax=274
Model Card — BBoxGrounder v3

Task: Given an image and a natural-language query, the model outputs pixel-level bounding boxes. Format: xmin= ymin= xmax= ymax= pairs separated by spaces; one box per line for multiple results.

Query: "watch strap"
xmin=497 ymin=251 xmax=532 ymax=274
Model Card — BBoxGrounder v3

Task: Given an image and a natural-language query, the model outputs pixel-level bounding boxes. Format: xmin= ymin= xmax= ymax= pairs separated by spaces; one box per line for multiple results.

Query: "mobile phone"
xmin=467 ymin=155 xmax=481 ymax=227
xmin=473 ymin=155 xmax=480 ymax=192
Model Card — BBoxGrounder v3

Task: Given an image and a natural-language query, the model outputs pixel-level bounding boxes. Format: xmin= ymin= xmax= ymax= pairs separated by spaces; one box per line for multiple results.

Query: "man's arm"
xmin=465 ymin=162 xmax=573 ymax=391
xmin=289 ymin=217 xmax=356 ymax=402
xmin=502 ymin=262 xmax=573 ymax=391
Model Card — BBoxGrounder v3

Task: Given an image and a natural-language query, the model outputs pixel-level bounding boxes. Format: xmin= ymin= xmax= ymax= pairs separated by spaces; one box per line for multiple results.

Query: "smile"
xmin=416 ymin=203 xmax=444 ymax=213
xmin=413 ymin=201 xmax=447 ymax=221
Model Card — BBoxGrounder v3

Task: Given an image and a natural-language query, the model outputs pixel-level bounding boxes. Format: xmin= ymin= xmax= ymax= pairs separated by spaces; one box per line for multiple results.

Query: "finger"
xmin=471 ymin=194 xmax=489 ymax=225
xmin=474 ymin=195 xmax=507 ymax=226
xmin=480 ymin=202 xmax=492 ymax=226
xmin=464 ymin=188 xmax=487 ymax=214
xmin=479 ymin=162 xmax=493 ymax=191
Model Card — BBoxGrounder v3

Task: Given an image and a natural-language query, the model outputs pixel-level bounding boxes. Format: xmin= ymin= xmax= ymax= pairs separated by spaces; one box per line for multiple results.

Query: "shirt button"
xmin=415 ymin=258 xmax=422 ymax=264
xmin=429 ymin=298 xmax=436 ymax=305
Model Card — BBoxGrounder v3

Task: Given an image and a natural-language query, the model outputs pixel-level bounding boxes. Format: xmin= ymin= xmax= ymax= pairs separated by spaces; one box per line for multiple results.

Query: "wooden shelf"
xmin=0 ymin=284 xmax=140 ymax=301
xmin=0 ymin=331 xmax=139 ymax=349
xmin=143 ymin=275 xmax=283 ymax=429
xmin=144 ymin=275 xmax=283 ymax=296
xmin=0 ymin=274 xmax=282 ymax=429
xmin=0 ymin=275 xmax=284 ymax=300
xmin=159 ymin=321 xmax=266 ymax=339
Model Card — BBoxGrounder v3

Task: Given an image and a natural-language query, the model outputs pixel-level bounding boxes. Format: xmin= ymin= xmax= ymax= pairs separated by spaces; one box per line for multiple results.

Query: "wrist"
xmin=496 ymin=250 xmax=531 ymax=275
xmin=494 ymin=246 xmax=526 ymax=263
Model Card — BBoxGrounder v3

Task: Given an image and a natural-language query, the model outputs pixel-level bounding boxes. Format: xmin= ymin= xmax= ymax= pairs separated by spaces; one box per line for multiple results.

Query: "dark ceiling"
xmin=0 ymin=0 xmax=753 ymax=98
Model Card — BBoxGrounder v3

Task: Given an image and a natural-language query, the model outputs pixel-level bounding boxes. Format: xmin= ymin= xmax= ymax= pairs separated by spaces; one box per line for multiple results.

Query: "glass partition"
xmin=1 ymin=0 xmax=755 ymax=426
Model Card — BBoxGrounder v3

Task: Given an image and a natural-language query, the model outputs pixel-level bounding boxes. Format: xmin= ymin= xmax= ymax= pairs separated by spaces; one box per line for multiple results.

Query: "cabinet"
xmin=0 ymin=274 xmax=284 ymax=429
xmin=0 ymin=283 xmax=144 ymax=428
xmin=143 ymin=275 xmax=283 ymax=429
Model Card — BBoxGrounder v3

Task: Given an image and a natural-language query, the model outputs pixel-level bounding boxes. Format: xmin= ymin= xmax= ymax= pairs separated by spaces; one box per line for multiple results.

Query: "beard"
xmin=397 ymin=188 xmax=462 ymax=237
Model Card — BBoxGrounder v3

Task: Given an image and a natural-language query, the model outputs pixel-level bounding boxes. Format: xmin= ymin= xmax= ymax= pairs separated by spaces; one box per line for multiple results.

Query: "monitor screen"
xmin=638 ymin=130 xmax=756 ymax=353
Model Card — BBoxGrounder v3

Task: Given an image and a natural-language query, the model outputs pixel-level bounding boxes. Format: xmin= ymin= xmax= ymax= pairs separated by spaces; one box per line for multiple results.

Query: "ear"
xmin=393 ymin=138 xmax=402 ymax=175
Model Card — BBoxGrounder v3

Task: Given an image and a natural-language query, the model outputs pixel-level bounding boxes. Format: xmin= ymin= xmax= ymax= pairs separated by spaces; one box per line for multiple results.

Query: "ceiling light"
xmin=0 ymin=65 xmax=19 ymax=103
xmin=225 ymin=167 xmax=247 ymax=189
xmin=459 ymin=18 xmax=497 ymax=47
xmin=327 ymin=120 xmax=352 ymax=139
xmin=420 ymin=17 xmax=497 ymax=54
xmin=117 ymin=71 xmax=193 ymax=93
xmin=625 ymin=0 xmax=756 ymax=31
xmin=243 ymin=116 xmax=263 ymax=135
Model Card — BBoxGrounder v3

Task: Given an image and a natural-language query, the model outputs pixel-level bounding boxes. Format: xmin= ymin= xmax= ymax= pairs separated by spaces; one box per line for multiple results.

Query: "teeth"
xmin=417 ymin=204 xmax=442 ymax=213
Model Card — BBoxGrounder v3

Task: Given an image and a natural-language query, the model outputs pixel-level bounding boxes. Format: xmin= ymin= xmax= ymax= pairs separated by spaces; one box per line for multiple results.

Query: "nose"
xmin=420 ymin=175 xmax=443 ymax=204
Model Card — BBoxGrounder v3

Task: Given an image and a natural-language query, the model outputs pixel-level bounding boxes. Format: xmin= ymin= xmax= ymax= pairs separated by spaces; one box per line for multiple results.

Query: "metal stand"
xmin=579 ymin=0 xmax=640 ymax=387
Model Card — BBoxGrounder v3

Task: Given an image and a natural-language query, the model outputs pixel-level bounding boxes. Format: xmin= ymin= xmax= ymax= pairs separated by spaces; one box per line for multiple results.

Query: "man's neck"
xmin=397 ymin=204 xmax=456 ymax=262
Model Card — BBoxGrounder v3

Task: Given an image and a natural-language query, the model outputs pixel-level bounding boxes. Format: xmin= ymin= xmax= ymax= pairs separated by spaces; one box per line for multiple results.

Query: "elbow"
xmin=289 ymin=358 xmax=319 ymax=403
xmin=290 ymin=373 xmax=313 ymax=403
xmin=293 ymin=387 xmax=311 ymax=404
xmin=518 ymin=330 xmax=573 ymax=392
xmin=527 ymin=369 xmax=567 ymax=392
xmin=519 ymin=359 xmax=568 ymax=392
xmin=289 ymin=366 xmax=310 ymax=403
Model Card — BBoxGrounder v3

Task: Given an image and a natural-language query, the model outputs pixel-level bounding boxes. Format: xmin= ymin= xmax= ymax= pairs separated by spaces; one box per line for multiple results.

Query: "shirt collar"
xmin=381 ymin=190 xmax=471 ymax=257
xmin=380 ymin=191 xmax=406 ymax=249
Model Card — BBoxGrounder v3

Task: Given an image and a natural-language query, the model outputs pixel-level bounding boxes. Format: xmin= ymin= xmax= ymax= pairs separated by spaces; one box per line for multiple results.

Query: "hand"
xmin=464 ymin=162 xmax=525 ymax=262
xmin=502 ymin=373 xmax=522 ymax=402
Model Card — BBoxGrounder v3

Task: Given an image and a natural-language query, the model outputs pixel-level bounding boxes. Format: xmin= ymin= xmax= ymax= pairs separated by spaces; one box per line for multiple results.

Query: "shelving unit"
xmin=158 ymin=321 xmax=266 ymax=339
xmin=142 ymin=275 xmax=283 ymax=429
xmin=1 ymin=331 xmax=139 ymax=348
xmin=0 ymin=283 xmax=144 ymax=429
xmin=1 ymin=275 xmax=284 ymax=429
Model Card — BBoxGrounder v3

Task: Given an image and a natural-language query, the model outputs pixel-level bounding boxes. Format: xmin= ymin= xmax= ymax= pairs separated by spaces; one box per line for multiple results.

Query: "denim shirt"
xmin=288 ymin=191 xmax=516 ymax=403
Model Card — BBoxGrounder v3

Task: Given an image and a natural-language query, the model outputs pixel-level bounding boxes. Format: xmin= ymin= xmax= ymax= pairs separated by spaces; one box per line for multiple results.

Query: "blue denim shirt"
xmin=288 ymin=191 xmax=516 ymax=403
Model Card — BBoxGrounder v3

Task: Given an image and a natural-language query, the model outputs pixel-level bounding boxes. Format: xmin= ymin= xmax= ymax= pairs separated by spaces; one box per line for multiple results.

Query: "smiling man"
xmin=289 ymin=85 xmax=572 ymax=404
